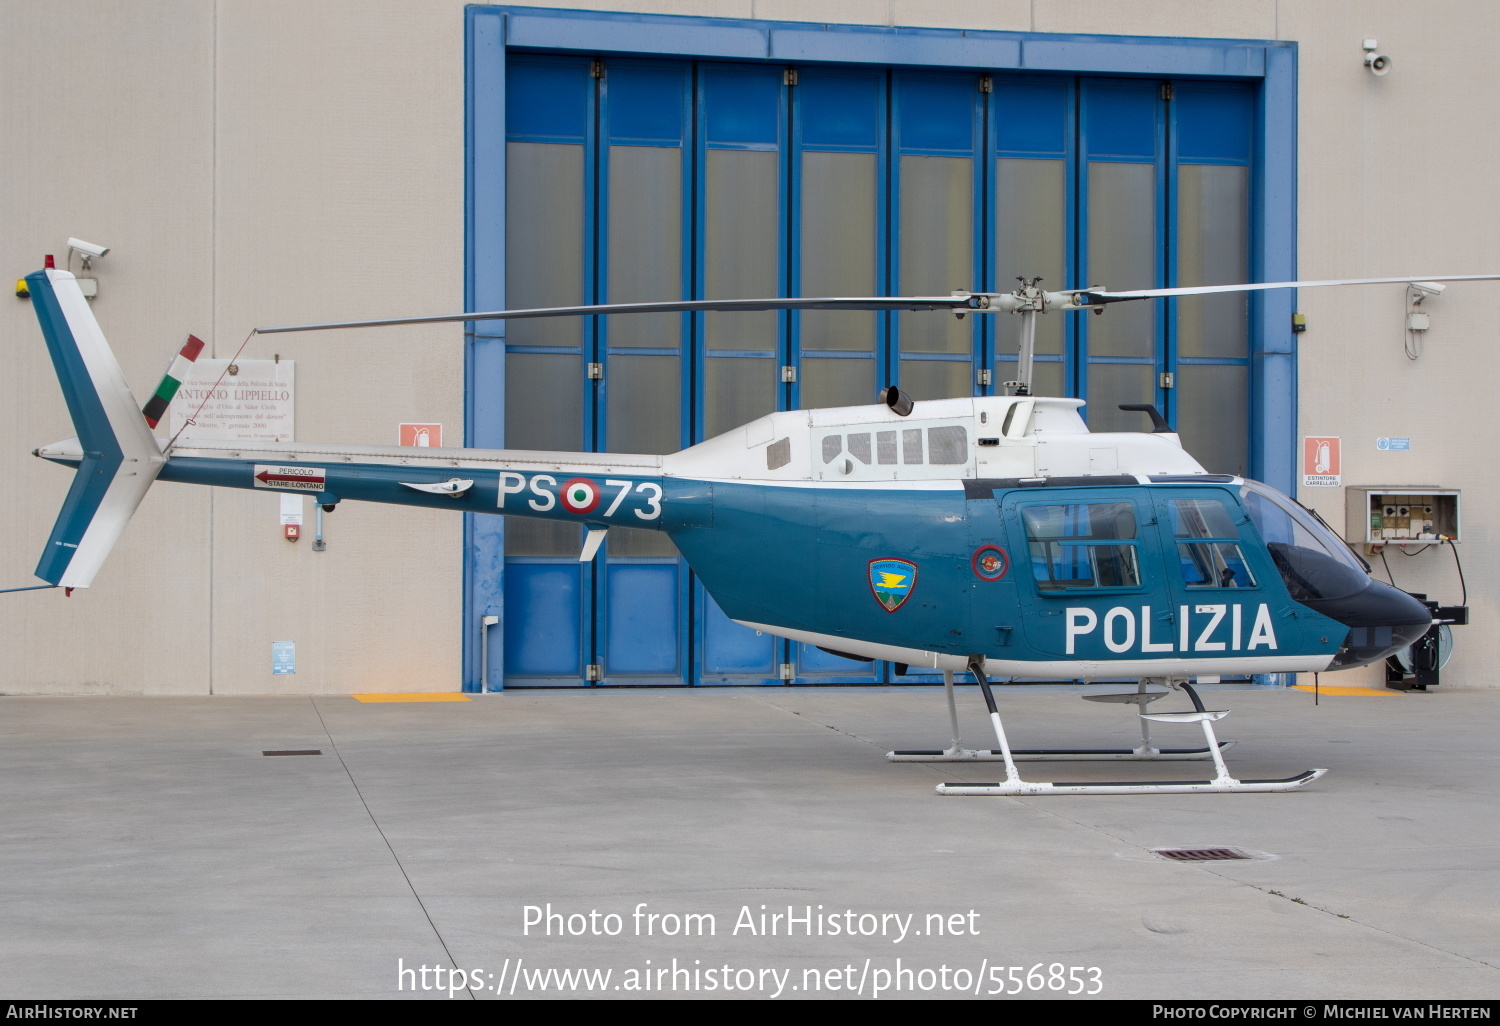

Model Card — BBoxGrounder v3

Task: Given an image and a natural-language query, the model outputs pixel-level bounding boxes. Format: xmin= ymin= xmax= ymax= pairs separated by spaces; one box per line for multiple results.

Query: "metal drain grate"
xmin=1152 ymin=847 xmax=1251 ymax=862
xmin=262 ymin=749 xmax=322 ymax=757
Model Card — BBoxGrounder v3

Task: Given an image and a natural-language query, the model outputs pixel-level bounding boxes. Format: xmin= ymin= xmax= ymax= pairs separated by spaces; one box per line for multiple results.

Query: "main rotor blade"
xmin=256 ymin=295 xmax=972 ymax=334
xmin=1086 ymin=274 xmax=1500 ymax=303
xmin=254 ymin=274 xmax=1500 ymax=332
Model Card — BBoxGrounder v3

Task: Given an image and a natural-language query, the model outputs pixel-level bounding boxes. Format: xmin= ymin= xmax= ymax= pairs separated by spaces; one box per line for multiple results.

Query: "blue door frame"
xmin=465 ymin=5 xmax=1297 ymax=691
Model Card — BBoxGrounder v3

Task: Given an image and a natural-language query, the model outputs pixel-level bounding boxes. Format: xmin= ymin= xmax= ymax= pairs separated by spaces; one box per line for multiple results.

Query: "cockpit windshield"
xmin=1240 ymin=480 xmax=1370 ymax=603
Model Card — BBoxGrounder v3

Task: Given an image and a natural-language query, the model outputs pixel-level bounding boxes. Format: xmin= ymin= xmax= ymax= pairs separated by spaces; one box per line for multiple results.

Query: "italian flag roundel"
xmin=560 ymin=477 xmax=601 ymax=514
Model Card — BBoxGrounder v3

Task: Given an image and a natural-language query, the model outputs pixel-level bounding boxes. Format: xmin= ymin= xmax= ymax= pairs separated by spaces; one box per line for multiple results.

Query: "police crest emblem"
xmin=868 ymin=558 xmax=917 ymax=612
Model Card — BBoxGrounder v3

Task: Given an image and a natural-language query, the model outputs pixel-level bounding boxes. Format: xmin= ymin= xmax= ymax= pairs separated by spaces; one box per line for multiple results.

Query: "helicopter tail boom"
xmin=148 ymin=440 xmax=669 ymax=535
xmin=25 ymin=268 xmax=166 ymax=589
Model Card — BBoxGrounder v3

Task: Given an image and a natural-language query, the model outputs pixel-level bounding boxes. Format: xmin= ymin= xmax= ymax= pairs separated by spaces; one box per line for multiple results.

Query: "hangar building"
xmin=2 ymin=1 xmax=1493 ymax=693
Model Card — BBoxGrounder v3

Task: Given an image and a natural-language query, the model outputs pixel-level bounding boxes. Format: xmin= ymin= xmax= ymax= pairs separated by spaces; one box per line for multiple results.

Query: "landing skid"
xmin=890 ymin=662 xmax=1325 ymax=796
xmin=935 ymin=770 xmax=1325 ymax=797
xmin=889 ymin=744 xmax=1234 ymax=763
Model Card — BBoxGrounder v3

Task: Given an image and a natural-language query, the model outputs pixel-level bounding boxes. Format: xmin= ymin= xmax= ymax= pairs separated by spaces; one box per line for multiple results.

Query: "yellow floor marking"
xmin=351 ymin=693 xmax=472 ymax=703
xmin=1291 ymin=685 xmax=1395 ymax=697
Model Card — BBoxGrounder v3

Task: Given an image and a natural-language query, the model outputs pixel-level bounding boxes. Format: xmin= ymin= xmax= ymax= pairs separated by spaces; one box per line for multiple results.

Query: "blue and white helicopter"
xmin=22 ymin=265 xmax=1493 ymax=796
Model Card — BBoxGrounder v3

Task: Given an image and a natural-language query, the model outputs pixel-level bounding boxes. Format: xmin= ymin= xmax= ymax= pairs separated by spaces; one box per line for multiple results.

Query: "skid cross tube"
xmin=887 ymin=676 xmax=1233 ymax=764
xmin=923 ymin=669 xmax=1326 ymax=796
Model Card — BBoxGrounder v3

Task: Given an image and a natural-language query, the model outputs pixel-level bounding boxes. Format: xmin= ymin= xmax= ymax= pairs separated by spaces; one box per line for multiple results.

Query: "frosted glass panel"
xmin=506 ymin=142 xmax=583 ymax=347
xmin=1084 ymin=363 xmax=1154 ymax=433
xmin=506 ymin=352 xmax=581 ymax=451
xmin=606 ymin=354 xmax=679 ymax=455
xmin=900 ymin=359 xmax=970 ymax=402
xmin=609 ymin=525 xmax=679 ymax=557
xmin=1176 ymin=164 xmax=1249 ymax=359
xmin=996 ymin=158 xmax=1066 ymax=361
xmin=899 ymin=155 xmax=973 ymax=355
xmin=1015 ymin=361 xmax=1065 ymax=400
xmin=996 ymin=359 xmax=1065 ymax=399
xmin=800 ymin=151 xmax=876 ymax=352
xmin=705 ymin=149 xmax=778 ymax=352
xmin=607 ymin=146 xmax=682 ymax=348
xmin=705 ymin=357 xmax=775 ymax=439
xmin=801 ymin=357 xmax=875 ymax=410
xmin=1176 ymin=364 xmax=1249 ymax=476
xmin=505 ymin=351 xmax=580 ymax=559
xmin=1086 ymin=162 xmax=1155 ymax=359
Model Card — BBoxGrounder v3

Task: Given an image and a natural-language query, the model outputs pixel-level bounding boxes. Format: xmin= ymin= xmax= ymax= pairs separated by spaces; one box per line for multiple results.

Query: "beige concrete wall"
xmin=2 ymin=0 xmax=1496 ymax=691
xmin=0 ymin=1 xmax=468 ymax=694
xmin=1 ymin=1 xmax=216 ymax=695
xmin=1279 ymin=0 xmax=1500 ymax=688
xmin=205 ymin=1 xmax=466 ymax=694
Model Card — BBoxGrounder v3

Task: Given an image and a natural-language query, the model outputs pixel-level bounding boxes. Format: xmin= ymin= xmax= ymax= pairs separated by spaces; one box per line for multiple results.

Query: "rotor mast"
xmin=1004 ymin=278 xmax=1044 ymax=397
xmin=952 ymin=278 xmax=1091 ymax=397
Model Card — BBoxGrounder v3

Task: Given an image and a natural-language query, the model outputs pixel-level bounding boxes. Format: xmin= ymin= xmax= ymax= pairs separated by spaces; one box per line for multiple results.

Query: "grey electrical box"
xmin=1344 ymin=486 xmax=1460 ymax=549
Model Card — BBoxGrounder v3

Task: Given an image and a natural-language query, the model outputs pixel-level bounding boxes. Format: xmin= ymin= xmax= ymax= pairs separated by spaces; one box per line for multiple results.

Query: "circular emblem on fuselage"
xmin=560 ymin=477 xmax=601 ymax=514
xmin=971 ymin=545 xmax=1010 ymax=581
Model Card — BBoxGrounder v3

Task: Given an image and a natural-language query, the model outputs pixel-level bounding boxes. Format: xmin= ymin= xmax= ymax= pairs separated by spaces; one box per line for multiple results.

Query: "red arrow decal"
xmin=253 ymin=464 xmax=327 ymax=490
xmin=256 ymin=470 xmax=324 ymax=485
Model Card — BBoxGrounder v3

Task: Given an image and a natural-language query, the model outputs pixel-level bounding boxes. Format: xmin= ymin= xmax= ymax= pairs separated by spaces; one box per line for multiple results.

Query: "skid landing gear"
xmin=892 ymin=659 xmax=1326 ymax=796
xmin=888 ymin=675 xmax=1234 ymax=763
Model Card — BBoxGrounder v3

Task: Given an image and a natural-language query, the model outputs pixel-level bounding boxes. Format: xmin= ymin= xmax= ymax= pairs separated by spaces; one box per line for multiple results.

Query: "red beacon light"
xmin=44 ymin=255 xmax=55 ymax=268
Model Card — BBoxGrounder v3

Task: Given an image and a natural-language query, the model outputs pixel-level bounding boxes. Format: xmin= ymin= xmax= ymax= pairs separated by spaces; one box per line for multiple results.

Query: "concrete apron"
xmin=1 ymin=686 xmax=1497 ymax=999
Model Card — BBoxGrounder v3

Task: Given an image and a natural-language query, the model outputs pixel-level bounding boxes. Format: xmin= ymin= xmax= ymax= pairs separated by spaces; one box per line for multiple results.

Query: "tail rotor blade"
xmin=142 ymin=334 xmax=206 ymax=429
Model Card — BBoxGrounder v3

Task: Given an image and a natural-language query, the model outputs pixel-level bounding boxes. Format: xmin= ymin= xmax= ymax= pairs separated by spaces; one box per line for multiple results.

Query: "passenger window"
xmin=766 ymin=438 xmax=791 ymax=471
xmin=928 ymin=425 xmax=967 ymax=465
xmin=847 ymin=433 xmax=871 ymax=465
xmin=821 ymin=435 xmax=842 ymax=464
xmin=1022 ymin=502 xmax=1140 ymax=591
xmin=876 ymin=430 xmax=897 ymax=465
xmin=902 ymin=428 xmax=923 ymax=464
xmin=1169 ymin=497 xmax=1255 ymax=588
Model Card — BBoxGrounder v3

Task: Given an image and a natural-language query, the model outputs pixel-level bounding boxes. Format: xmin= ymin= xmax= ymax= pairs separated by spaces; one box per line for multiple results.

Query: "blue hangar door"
xmin=498 ymin=56 xmax=1257 ymax=687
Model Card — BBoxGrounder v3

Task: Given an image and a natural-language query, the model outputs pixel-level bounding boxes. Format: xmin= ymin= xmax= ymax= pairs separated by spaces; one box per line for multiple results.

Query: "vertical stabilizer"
xmin=27 ymin=268 xmax=165 ymax=587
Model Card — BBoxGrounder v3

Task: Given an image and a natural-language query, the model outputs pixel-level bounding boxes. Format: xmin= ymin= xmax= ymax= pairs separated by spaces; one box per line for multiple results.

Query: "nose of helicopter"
xmin=1319 ymin=580 xmax=1433 ymax=670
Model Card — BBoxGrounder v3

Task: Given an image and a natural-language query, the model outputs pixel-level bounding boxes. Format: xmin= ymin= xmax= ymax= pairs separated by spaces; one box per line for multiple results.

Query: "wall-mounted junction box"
xmin=1344 ymin=487 xmax=1460 ymax=549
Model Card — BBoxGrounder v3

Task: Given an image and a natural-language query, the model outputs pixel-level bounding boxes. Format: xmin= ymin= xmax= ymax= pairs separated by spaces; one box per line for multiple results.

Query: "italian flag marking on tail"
xmin=142 ymin=334 xmax=206 ymax=429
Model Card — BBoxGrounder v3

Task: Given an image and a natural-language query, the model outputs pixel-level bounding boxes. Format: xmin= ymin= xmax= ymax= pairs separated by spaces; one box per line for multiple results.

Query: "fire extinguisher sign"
xmin=1303 ymin=436 xmax=1341 ymax=487
xmin=399 ymin=423 xmax=443 ymax=448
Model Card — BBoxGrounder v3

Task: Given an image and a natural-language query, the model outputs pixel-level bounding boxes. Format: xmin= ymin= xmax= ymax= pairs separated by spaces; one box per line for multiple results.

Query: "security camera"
xmin=67 ymin=238 xmax=109 ymax=259
xmin=1409 ymin=281 xmax=1446 ymax=300
xmin=1362 ymin=40 xmax=1392 ymax=76
xmin=66 ymin=237 xmax=110 ymax=274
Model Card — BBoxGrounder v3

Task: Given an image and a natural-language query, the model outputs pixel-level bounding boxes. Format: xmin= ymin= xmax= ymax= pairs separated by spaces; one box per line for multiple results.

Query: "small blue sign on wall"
xmin=1376 ymin=437 xmax=1412 ymax=451
xmin=272 ymin=640 xmax=296 ymax=674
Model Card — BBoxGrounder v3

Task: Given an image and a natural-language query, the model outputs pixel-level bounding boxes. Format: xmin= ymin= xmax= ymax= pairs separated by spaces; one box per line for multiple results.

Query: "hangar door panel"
xmin=894 ymin=73 xmax=982 ymax=404
xmin=497 ymin=56 xmax=1258 ymax=686
xmin=1170 ymin=84 xmax=1254 ymax=478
